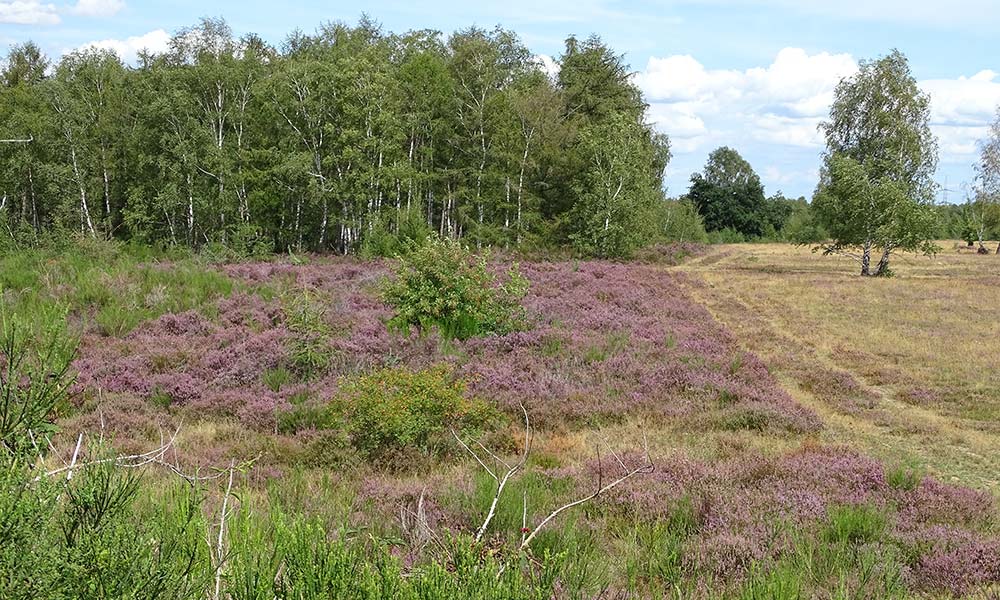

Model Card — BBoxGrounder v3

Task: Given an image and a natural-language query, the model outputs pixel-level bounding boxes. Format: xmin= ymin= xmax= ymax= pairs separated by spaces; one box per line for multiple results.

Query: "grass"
xmin=6 ymin=240 xmax=1000 ymax=599
xmin=0 ymin=239 xmax=235 ymax=337
xmin=678 ymin=241 xmax=1000 ymax=494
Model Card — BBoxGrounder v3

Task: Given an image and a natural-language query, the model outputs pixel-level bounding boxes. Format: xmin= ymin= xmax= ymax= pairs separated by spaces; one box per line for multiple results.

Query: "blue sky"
xmin=3 ymin=0 xmax=999 ymax=200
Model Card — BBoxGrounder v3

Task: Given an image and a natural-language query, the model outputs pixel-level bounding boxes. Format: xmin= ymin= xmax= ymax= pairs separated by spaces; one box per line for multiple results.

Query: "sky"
xmin=2 ymin=0 xmax=999 ymax=200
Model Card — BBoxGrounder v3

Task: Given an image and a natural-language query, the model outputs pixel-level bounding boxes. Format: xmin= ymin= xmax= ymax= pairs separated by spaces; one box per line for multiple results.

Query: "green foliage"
xmin=281 ymin=289 xmax=335 ymax=378
xmin=330 ymin=365 xmax=501 ymax=462
xmin=0 ymin=305 xmax=77 ymax=458
xmin=657 ymin=199 xmax=709 ymax=243
xmin=0 ymin=239 xmax=232 ymax=337
xmin=815 ymin=49 xmax=940 ymax=275
xmin=0 ymin=462 xmax=212 ymax=600
xmin=783 ymin=203 xmax=829 ymax=244
xmin=823 ymin=505 xmax=887 ymax=545
xmin=813 ymin=154 xmax=939 ymax=275
xmin=360 ymin=208 xmax=433 ymax=258
xmin=2 ymin=18 xmax=673 ymax=258
xmin=262 ymin=366 xmax=292 ymax=392
xmin=687 ymin=147 xmax=767 ymax=238
xmin=886 ymin=464 xmax=924 ymax=491
xmin=381 ymin=236 xmax=529 ymax=340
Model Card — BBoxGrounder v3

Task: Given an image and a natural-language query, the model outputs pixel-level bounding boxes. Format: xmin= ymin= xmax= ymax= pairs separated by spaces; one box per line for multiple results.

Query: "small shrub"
xmin=277 ymin=403 xmax=331 ymax=435
xmin=149 ymin=387 xmax=174 ymax=409
xmin=886 ymin=464 xmax=924 ymax=491
xmin=330 ymin=366 xmax=501 ymax=463
xmin=823 ymin=504 xmax=887 ymax=545
xmin=721 ymin=407 xmax=773 ymax=432
xmin=262 ymin=366 xmax=292 ymax=392
xmin=282 ymin=290 xmax=334 ymax=378
xmin=0 ymin=305 xmax=77 ymax=458
xmin=380 ymin=236 xmax=529 ymax=340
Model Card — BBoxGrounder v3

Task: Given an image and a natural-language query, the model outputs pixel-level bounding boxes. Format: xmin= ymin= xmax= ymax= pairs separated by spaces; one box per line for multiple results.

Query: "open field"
xmin=678 ymin=242 xmax=1000 ymax=494
xmin=3 ymin=241 xmax=1000 ymax=598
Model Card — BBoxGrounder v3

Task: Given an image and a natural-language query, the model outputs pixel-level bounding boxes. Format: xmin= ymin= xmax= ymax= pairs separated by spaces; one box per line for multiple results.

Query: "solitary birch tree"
xmin=814 ymin=49 xmax=939 ymax=276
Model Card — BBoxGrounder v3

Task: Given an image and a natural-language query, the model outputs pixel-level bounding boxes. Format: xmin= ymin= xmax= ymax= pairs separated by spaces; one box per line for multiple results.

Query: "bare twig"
xmin=212 ymin=459 xmax=237 ymax=600
xmin=65 ymin=433 xmax=83 ymax=481
xmin=519 ymin=437 xmax=653 ymax=552
xmin=453 ymin=403 xmax=531 ymax=543
xmin=35 ymin=426 xmax=182 ymax=481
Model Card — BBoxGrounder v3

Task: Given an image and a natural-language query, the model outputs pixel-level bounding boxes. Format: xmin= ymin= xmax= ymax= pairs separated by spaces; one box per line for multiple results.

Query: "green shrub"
xmin=823 ymin=504 xmax=887 ymax=545
xmin=330 ymin=366 xmax=500 ymax=462
xmin=886 ymin=463 xmax=923 ymax=491
xmin=380 ymin=236 xmax=529 ymax=340
xmin=360 ymin=208 xmax=433 ymax=258
xmin=282 ymin=290 xmax=335 ymax=378
xmin=262 ymin=366 xmax=292 ymax=392
xmin=0 ymin=305 xmax=77 ymax=458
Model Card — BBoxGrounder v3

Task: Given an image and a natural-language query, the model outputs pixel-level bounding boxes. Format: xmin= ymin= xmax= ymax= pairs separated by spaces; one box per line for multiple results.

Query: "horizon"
xmin=3 ymin=0 xmax=999 ymax=201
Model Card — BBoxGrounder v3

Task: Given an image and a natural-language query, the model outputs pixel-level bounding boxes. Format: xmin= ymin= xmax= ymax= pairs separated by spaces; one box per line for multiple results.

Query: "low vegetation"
xmin=2 ymin=238 xmax=998 ymax=598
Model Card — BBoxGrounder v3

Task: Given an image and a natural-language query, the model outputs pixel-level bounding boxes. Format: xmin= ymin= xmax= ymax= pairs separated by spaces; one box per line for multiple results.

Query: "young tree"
xmin=814 ymin=49 xmax=939 ymax=276
xmin=686 ymin=146 xmax=767 ymax=237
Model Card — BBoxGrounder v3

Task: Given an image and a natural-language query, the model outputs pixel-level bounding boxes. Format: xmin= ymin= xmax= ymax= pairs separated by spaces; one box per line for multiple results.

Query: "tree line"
xmin=4 ymin=20 xmax=1000 ymax=267
xmin=0 ymin=17 xmax=669 ymax=258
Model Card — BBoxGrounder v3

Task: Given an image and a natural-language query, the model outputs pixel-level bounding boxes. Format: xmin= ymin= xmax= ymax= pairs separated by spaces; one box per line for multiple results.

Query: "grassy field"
xmin=4 ymin=240 xmax=1000 ymax=598
xmin=678 ymin=242 xmax=1000 ymax=494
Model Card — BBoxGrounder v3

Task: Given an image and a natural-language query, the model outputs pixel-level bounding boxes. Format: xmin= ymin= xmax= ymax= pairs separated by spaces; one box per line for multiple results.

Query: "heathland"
xmin=2 ymin=239 xmax=998 ymax=599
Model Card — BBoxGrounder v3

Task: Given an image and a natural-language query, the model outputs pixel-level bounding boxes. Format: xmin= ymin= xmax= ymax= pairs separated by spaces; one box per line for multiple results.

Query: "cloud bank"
xmin=636 ymin=47 xmax=1000 ymax=189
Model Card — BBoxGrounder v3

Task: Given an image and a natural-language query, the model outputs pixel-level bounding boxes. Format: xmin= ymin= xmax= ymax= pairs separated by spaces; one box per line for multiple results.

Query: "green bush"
xmin=381 ymin=236 xmax=530 ymax=340
xmin=360 ymin=208 xmax=433 ymax=258
xmin=0 ymin=305 xmax=77 ymax=458
xmin=282 ymin=290 xmax=335 ymax=378
xmin=886 ymin=464 xmax=924 ymax=491
xmin=330 ymin=366 xmax=500 ymax=462
xmin=823 ymin=504 xmax=887 ymax=545
xmin=657 ymin=199 xmax=709 ymax=243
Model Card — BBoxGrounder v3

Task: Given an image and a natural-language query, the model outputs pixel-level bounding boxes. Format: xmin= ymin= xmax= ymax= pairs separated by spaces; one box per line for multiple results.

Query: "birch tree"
xmin=815 ymin=49 xmax=939 ymax=276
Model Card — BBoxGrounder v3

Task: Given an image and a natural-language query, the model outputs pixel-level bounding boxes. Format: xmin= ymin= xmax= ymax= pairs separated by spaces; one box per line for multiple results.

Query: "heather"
xmin=4 ymin=242 xmax=1000 ymax=598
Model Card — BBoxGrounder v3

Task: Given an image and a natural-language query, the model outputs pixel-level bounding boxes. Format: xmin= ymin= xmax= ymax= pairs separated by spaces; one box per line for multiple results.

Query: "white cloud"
xmin=635 ymin=47 xmax=857 ymax=154
xmin=638 ymin=47 xmax=1000 ymax=197
xmin=0 ymin=0 xmax=59 ymax=24
xmin=683 ymin=0 xmax=1000 ymax=29
xmin=70 ymin=0 xmax=124 ymax=17
xmin=921 ymin=70 xmax=1000 ymax=128
xmin=637 ymin=47 xmax=1000 ymax=167
xmin=534 ymin=54 xmax=559 ymax=79
xmin=78 ymin=29 xmax=170 ymax=63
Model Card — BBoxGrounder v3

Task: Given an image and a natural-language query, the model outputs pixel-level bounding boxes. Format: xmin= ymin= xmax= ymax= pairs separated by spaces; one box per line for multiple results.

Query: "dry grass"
xmin=677 ymin=241 xmax=1000 ymax=494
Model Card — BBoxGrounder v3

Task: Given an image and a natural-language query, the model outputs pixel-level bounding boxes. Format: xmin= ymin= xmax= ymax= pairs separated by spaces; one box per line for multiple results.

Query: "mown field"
xmin=2 ymin=240 xmax=999 ymax=599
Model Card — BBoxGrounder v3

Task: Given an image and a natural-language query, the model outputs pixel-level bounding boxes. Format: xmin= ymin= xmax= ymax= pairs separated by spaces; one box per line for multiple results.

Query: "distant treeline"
xmin=0 ymin=17 xmax=677 ymax=258
xmin=2 ymin=18 xmax=990 ymax=259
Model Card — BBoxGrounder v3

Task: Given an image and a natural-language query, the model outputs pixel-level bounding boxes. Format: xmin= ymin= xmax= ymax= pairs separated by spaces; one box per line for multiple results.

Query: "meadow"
xmin=2 ymin=239 xmax=1000 ymax=599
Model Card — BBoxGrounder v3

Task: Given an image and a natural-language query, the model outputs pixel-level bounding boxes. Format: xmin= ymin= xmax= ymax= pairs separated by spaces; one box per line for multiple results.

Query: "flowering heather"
xmin=59 ymin=255 xmax=1000 ymax=595
xmin=545 ymin=444 xmax=1000 ymax=592
xmin=72 ymin=258 xmax=819 ymax=436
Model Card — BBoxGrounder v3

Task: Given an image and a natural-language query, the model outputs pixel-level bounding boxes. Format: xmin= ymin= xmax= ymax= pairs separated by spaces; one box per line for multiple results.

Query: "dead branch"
xmin=35 ymin=426 xmax=182 ymax=481
xmin=212 ymin=459 xmax=237 ymax=600
xmin=519 ymin=436 xmax=653 ymax=552
xmin=0 ymin=136 xmax=33 ymax=144
xmin=453 ymin=402 xmax=531 ymax=543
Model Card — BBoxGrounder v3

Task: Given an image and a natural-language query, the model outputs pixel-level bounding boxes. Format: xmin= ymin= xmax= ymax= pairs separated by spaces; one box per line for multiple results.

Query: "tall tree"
xmin=568 ymin=112 xmax=665 ymax=258
xmin=814 ymin=49 xmax=939 ymax=276
xmin=686 ymin=146 xmax=767 ymax=237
